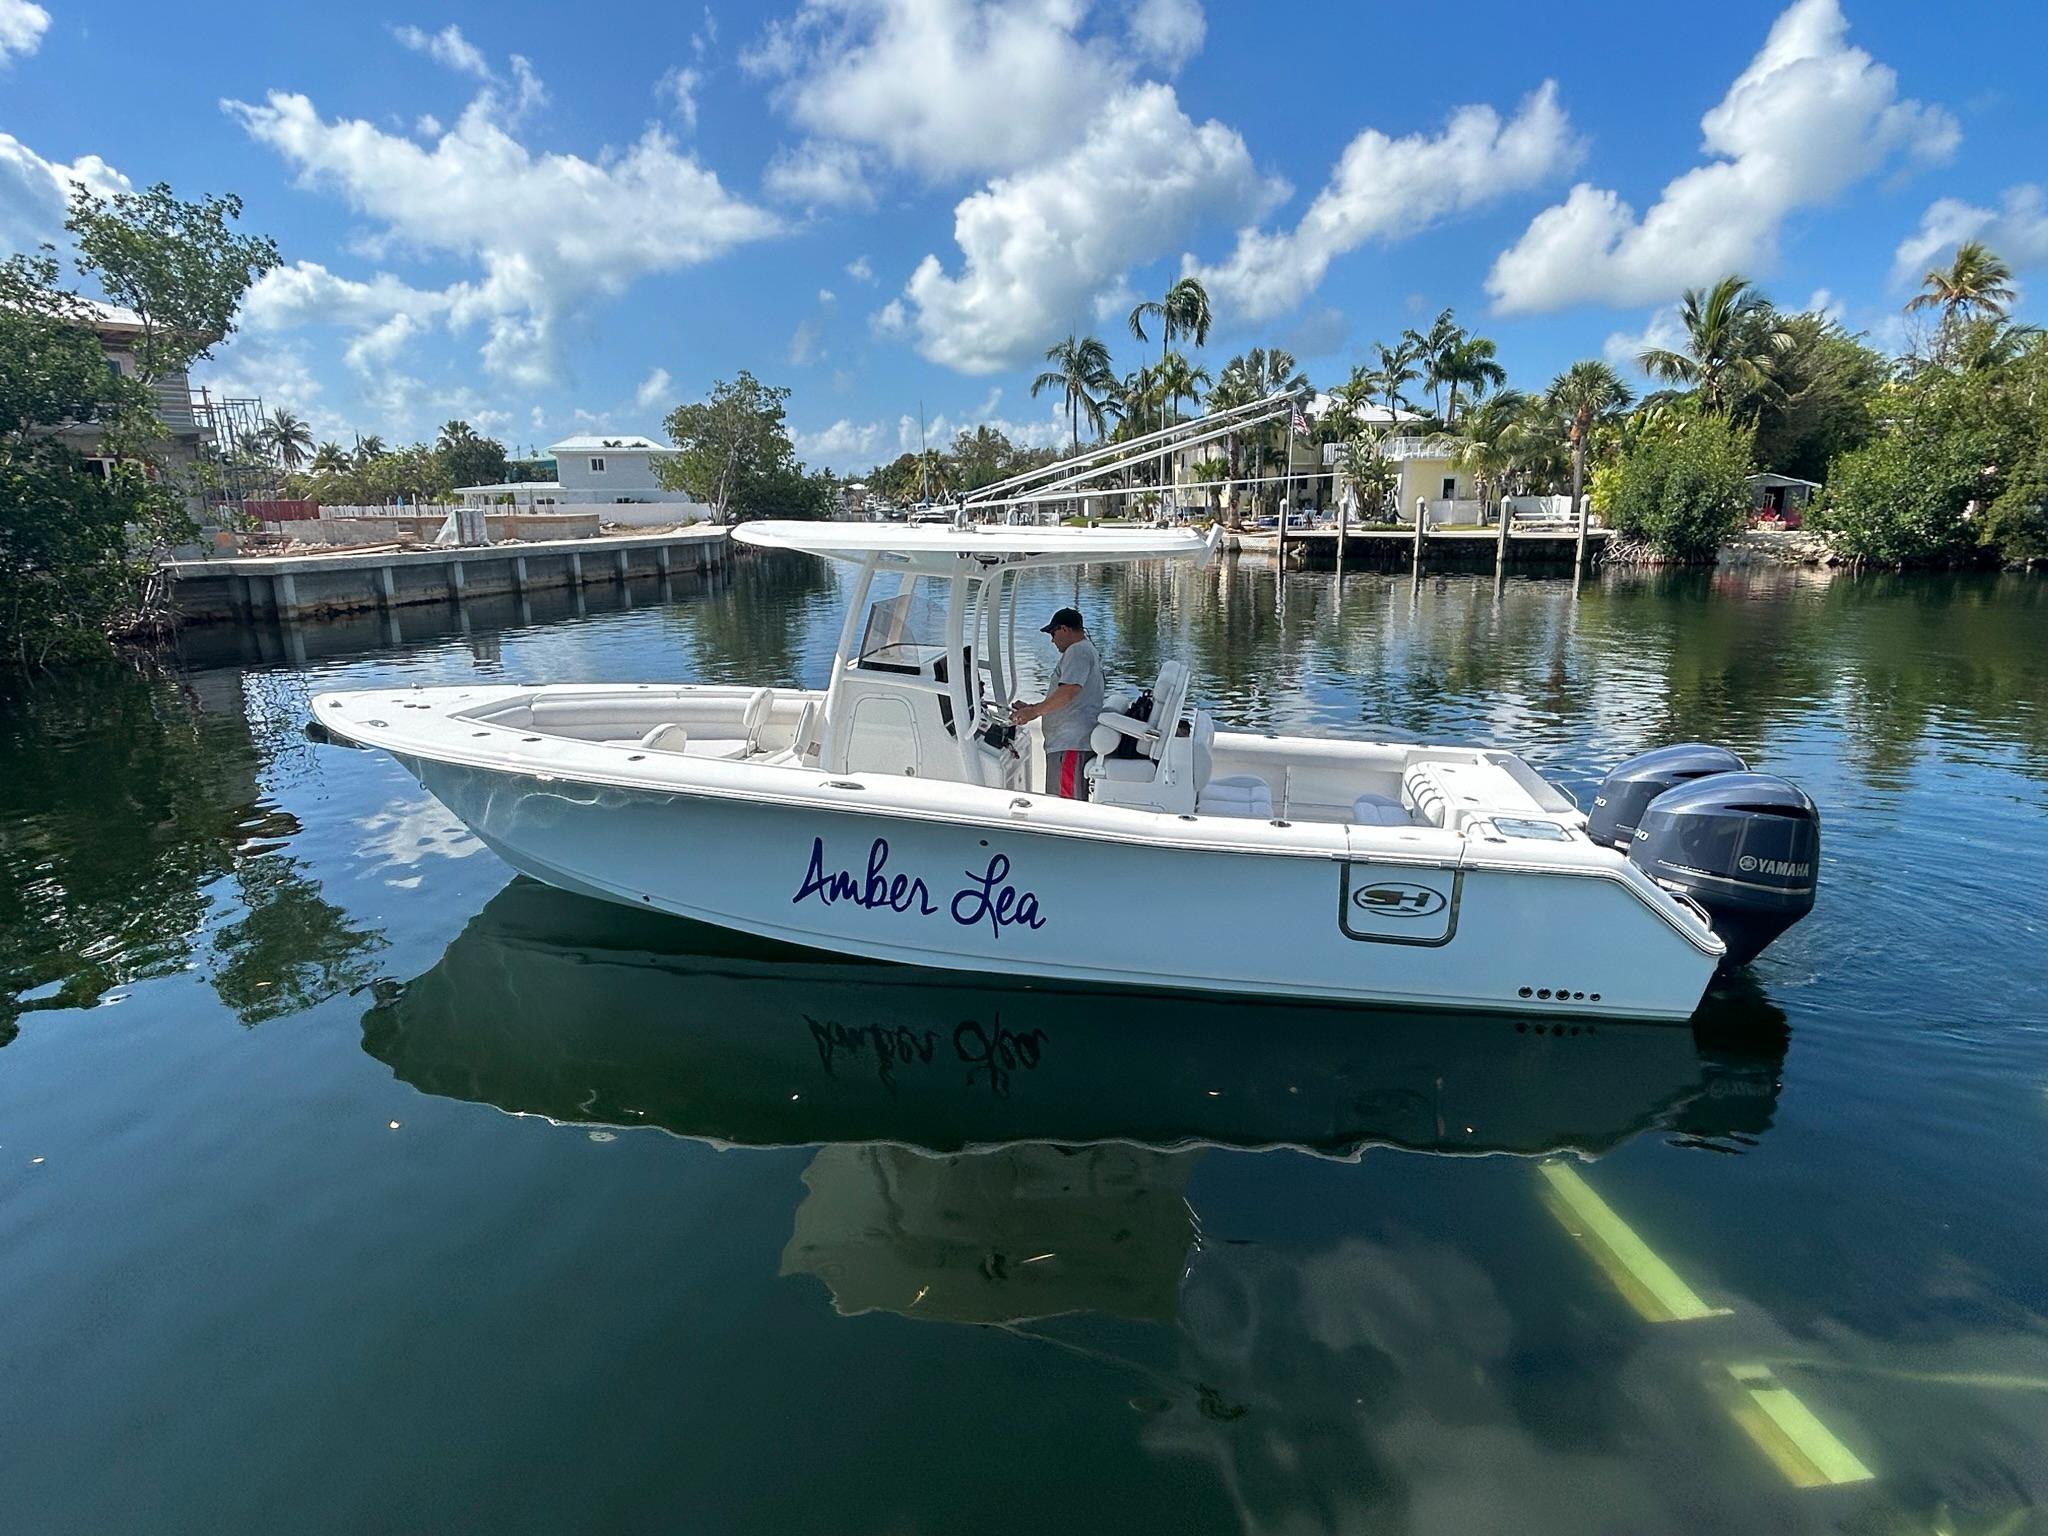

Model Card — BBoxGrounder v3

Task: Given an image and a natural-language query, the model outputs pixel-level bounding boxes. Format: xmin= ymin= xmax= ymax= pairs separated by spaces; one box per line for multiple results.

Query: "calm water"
xmin=3 ymin=556 xmax=2046 ymax=1535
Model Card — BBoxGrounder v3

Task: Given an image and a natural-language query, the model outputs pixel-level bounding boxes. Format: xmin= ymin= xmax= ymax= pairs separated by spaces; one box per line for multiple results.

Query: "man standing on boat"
xmin=1012 ymin=607 xmax=1104 ymax=800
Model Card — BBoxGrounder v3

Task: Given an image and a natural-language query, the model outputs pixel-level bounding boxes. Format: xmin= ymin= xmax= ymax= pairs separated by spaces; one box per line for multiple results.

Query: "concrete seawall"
xmin=164 ymin=527 xmax=731 ymax=624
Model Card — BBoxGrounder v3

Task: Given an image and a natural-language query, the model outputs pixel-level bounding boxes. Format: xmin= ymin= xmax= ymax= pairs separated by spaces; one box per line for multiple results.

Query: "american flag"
xmin=1290 ymin=403 xmax=1310 ymax=438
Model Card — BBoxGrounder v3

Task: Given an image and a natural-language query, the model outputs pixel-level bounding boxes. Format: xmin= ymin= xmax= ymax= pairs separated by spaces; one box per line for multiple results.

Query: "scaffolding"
xmin=188 ymin=388 xmax=270 ymax=526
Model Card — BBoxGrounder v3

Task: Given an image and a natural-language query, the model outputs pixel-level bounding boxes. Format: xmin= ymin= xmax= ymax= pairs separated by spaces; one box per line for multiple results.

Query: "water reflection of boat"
xmin=361 ymin=878 xmax=1786 ymax=1162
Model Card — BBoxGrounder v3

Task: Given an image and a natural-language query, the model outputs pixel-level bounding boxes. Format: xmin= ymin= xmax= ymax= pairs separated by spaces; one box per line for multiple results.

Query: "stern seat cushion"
xmin=1352 ymin=792 xmax=1410 ymax=826
xmin=1198 ymin=773 xmax=1273 ymax=818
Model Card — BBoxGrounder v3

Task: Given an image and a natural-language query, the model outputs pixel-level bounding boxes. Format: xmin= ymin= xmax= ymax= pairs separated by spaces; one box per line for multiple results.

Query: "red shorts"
xmin=1051 ymin=749 xmax=1094 ymax=801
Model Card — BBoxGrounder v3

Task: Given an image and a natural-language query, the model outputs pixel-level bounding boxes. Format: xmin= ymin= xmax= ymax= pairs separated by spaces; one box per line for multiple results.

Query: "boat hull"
xmin=404 ymin=755 xmax=1720 ymax=1020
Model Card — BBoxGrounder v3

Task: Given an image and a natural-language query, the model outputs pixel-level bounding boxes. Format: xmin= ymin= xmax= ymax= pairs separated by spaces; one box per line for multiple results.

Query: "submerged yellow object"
xmin=1720 ymin=1362 xmax=1876 ymax=1487
xmin=1537 ymin=1160 xmax=1732 ymax=1323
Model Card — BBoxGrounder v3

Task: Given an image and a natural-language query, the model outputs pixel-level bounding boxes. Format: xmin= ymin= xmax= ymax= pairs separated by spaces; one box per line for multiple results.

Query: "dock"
xmin=1232 ymin=525 xmax=1614 ymax=570
xmin=164 ymin=527 xmax=731 ymax=624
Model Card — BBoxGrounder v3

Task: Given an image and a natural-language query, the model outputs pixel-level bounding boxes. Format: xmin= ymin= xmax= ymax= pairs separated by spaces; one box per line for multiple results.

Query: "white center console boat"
xmin=312 ymin=398 xmax=1818 ymax=1022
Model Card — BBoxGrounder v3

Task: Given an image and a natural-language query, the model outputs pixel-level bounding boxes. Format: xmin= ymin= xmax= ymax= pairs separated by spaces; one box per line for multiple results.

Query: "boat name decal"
xmin=794 ymin=836 xmax=1046 ymax=937
xmin=1352 ymin=881 xmax=1448 ymax=918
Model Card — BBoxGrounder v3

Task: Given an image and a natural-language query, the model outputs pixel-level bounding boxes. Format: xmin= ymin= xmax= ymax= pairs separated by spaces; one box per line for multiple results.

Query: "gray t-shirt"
xmin=1042 ymin=636 xmax=1105 ymax=754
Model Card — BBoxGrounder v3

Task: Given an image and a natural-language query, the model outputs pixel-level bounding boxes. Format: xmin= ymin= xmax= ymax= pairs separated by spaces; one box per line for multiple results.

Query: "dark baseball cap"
xmin=1040 ymin=607 xmax=1085 ymax=635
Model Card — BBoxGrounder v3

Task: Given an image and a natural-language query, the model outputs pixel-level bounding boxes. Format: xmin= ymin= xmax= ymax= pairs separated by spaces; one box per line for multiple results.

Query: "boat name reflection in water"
xmin=793 ymin=834 xmax=1046 ymax=937
xmin=809 ymin=1013 xmax=1046 ymax=1097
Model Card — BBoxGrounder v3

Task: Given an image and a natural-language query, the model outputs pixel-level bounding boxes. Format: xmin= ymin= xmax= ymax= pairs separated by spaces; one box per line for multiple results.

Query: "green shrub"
xmin=1606 ymin=415 xmax=1754 ymax=560
xmin=1819 ymin=435 xmax=1975 ymax=563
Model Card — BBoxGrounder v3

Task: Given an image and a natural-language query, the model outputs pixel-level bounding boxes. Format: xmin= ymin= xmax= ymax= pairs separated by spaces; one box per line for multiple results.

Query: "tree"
xmin=1225 ymin=348 xmax=1309 ymax=518
xmin=1405 ymin=307 xmax=1465 ymax=419
xmin=1749 ymin=313 xmax=1888 ymax=481
xmin=3 ymin=181 xmax=276 ymax=664
xmin=309 ymin=441 xmax=350 ymax=475
xmin=1127 ymin=277 xmax=1212 ymax=424
xmin=1341 ymin=433 xmax=1397 ymax=523
xmin=66 ymin=183 xmax=279 ymax=382
xmin=352 ymin=435 xmax=386 ymax=468
xmin=1639 ymin=275 xmax=1791 ymax=416
xmin=1188 ymin=456 xmax=1230 ymax=518
xmin=1547 ymin=360 xmax=1633 ymax=556
xmin=1438 ymin=333 xmax=1506 ymax=426
xmin=1155 ymin=351 xmax=1211 ymax=432
xmin=951 ymin=424 xmax=1015 ymax=491
xmin=261 ymin=408 xmax=313 ymax=473
xmin=1368 ymin=338 xmax=1422 ymax=413
xmin=1031 ymin=334 xmax=1115 ymax=452
xmin=658 ymin=371 xmax=817 ymax=523
xmin=1906 ymin=240 xmax=2016 ymax=327
xmin=1454 ymin=390 xmax=1530 ymax=526
xmin=1607 ymin=412 xmax=1754 ymax=561
xmin=434 ymin=419 xmax=508 ymax=490
xmin=1818 ymin=327 xmax=2048 ymax=564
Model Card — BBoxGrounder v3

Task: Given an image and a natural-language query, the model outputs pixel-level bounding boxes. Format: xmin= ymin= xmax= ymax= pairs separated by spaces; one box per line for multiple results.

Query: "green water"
xmin=2 ymin=556 xmax=2046 ymax=1535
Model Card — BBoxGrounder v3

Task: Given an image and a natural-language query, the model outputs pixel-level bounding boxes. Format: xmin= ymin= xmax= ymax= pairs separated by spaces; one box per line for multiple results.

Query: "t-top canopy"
xmin=733 ymin=520 xmax=1217 ymax=573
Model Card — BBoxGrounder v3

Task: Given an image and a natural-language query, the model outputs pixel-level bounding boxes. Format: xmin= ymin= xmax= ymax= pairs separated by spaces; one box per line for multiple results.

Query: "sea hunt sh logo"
xmin=1737 ymin=854 xmax=1811 ymax=878
xmin=1353 ymin=881 xmax=1447 ymax=918
xmin=793 ymin=835 xmax=1046 ymax=938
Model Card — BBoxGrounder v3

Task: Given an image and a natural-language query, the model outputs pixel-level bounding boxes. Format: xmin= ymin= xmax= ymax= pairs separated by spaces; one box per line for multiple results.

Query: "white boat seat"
xmin=637 ymin=722 xmax=690 ymax=752
xmin=1095 ymin=754 xmax=1160 ymax=784
xmin=1198 ymin=773 xmax=1273 ymax=818
xmin=1352 ymin=792 xmax=1410 ymax=826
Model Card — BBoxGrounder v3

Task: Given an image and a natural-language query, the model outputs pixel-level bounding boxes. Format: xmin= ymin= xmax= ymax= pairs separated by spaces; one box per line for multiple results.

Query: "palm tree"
xmin=1369 ymin=338 xmax=1423 ymax=414
xmin=352 ymin=435 xmax=386 ymax=468
xmin=1454 ymin=390 xmax=1530 ymax=529
xmin=1639 ymin=275 xmax=1791 ymax=415
xmin=1030 ymin=334 xmax=1115 ymax=453
xmin=1127 ymin=278 xmax=1214 ymax=424
xmin=436 ymin=419 xmax=480 ymax=453
xmin=309 ymin=441 xmax=351 ymax=475
xmin=261 ymin=408 xmax=314 ymax=472
xmin=1189 ymin=456 xmax=1230 ymax=518
xmin=1229 ymin=347 xmax=1309 ymax=519
xmin=1155 ymin=351 xmax=1211 ymax=431
xmin=1547 ymin=361 xmax=1633 ymax=560
xmin=1439 ymin=334 xmax=1507 ymax=426
xmin=1341 ymin=432 xmax=1397 ymax=525
xmin=1406 ymin=308 xmax=1465 ymax=419
xmin=1906 ymin=240 xmax=2016 ymax=326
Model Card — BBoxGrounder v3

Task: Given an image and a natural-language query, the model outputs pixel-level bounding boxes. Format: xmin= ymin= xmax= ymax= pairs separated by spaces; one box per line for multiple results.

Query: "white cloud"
xmin=817 ymin=287 xmax=835 ymax=304
xmin=391 ymin=23 xmax=492 ymax=81
xmin=787 ymin=315 xmax=824 ymax=366
xmin=0 ymin=0 xmax=49 ymax=63
xmin=240 ymin=259 xmax=449 ymax=332
xmin=1189 ymin=82 xmax=1577 ymax=321
xmin=1601 ymin=305 xmax=1689 ymax=379
xmin=869 ymin=297 xmax=907 ymax=337
xmin=744 ymin=0 xmax=1125 ymax=180
xmin=194 ymin=340 xmax=345 ymax=436
xmin=795 ymin=417 xmax=888 ymax=465
xmin=762 ymin=138 xmax=874 ymax=209
xmin=1805 ymin=287 xmax=1845 ymax=323
xmin=903 ymin=82 xmax=1275 ymax=373
xmin=659 ymin=64 xmax=702 ymax=132
xmin=845 ymin=254 xmax=874 ymax=283
xmin=1893 ymin=183 xmax=2048 ymax=285
xmin=635 ymin=366 xmax=672 ymax=409
xmin=0 ymin=131 xmax=130 ymax=255
xmin=1128 ymin=0 xmax=1204 ymax=73
xmin=415 ymin=113 xmax=442 ymax=138
xmin=1488 ymin=0 xmax=1957 ymax=314
xmin=224 ymin=66 xmax=780 ymax=386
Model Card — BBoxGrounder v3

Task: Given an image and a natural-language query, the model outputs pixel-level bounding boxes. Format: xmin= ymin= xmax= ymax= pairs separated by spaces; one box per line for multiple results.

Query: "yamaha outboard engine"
xmin=1626 ymin=773 xmax=1820 ymax=966
xmin=1586 ymin=743 xmax=1748 ymax=849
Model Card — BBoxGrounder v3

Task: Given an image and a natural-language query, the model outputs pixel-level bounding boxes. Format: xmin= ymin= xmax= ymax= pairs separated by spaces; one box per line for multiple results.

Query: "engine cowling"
xmin=1626 ymin=773 xmax=1819 ymax=966
xmin=1586 ymin=743 xmax=1748 ymax=849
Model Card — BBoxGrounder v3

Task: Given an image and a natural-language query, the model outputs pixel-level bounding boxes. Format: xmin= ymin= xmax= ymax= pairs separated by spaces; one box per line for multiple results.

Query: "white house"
xmin=456 ymin=434 xmax=709 ymax=523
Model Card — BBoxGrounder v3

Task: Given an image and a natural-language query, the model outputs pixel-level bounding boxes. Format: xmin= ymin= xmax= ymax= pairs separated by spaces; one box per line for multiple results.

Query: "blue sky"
xmin=4 ymin=0 xmax=2045 ymax=469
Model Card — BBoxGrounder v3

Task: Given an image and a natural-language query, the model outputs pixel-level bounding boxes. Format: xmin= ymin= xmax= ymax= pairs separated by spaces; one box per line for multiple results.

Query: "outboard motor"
xmin=1627 ymin=773 xmax=1820 ymax=966
xmin=1587 ymin=743 xmax=1748 ymax=849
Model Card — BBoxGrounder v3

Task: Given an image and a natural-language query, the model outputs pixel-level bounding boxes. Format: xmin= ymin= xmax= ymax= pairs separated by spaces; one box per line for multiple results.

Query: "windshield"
xmin=857 ymin=581 xmax=949 ymax=669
